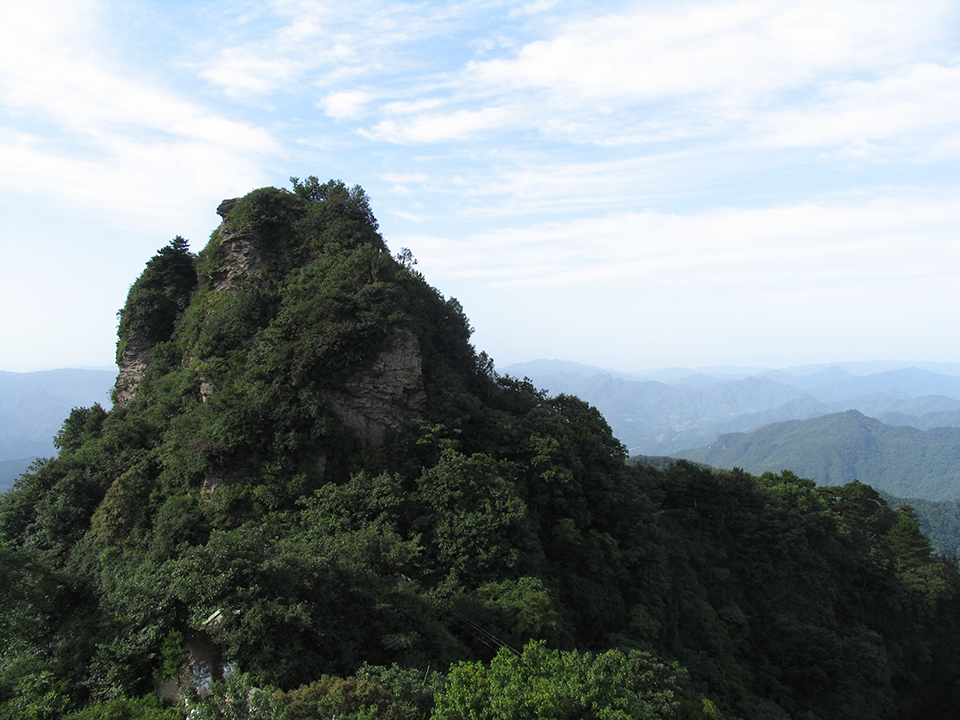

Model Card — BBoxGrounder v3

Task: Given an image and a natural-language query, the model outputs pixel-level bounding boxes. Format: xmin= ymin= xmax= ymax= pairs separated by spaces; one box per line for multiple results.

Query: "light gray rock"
xmin=323 ymin=328 xmax=427 ymax=446
xmin=114 ymin=335 xmax=154 ymax=403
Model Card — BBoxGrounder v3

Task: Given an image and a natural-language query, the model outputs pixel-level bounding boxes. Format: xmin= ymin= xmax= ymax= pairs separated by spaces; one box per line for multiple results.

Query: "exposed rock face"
xmin=323 ymin=329 xmax=427 ymax=446
xmin=115 ymin=336 xmax=154 ymax=403
xmin=199 ymin=379 xmax=216 ymax=402
xmin=209 ymin=198 xmax=264 ymax=294
xmin=216 ymin=198 xmax=238 ymax=217
xmin=200 ymin=468 xmax=236 ymax=499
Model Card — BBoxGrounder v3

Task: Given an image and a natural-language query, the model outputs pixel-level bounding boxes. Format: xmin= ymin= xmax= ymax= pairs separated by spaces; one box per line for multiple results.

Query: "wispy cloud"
xmin=200 ymin=49 xmax=305 ymax=97
xmin=319 ymin=90 xmax=376 ymax=119
xmin=0 ymin=0 xmax=278 ymax=225
xmin=752 ymin=62 xmax=960 ymax=156
xmin=3 ymin=0 xmax=960 ymax=370
xmin=404 ymin=190 xmax=960 ymax=290
xmin=402 ymin=189 xmax=960 ymax=366
xmin=357 ymin=0 xmax=958 ymax=153
xmin=363 ymin=105 xmax=522 ymax=143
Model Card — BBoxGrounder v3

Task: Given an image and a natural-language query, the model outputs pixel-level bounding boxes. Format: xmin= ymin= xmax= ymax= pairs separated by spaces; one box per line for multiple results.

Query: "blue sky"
xmin=1 ymin=0 xmax=959 ymax=373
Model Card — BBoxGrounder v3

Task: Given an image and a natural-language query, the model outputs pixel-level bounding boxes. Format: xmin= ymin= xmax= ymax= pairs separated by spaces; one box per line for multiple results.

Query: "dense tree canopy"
xmin=3 ymin=179 xmax=960 ymax=719
xmin=117 ymin=236 xmax=196 ymax=351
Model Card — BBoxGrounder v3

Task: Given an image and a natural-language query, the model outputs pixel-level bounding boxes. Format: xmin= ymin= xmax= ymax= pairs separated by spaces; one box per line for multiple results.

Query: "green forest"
xmin=676 ymin=410 xmax=960 ymax=500
xmin=3 ymin=179 xmax=960 ymax=720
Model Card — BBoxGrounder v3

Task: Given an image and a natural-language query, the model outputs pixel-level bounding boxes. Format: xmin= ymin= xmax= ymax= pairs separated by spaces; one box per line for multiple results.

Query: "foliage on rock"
xmin=3 ymin=179 xmax=960 ymax=719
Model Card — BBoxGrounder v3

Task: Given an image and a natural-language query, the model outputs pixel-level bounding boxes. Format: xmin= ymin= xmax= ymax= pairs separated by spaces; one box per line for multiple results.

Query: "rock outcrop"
xmin=209 ymin=198 xmax=265 ymax=294
xmin=323 ymin=328 xmax=427 ymax=446
xmin=114 ymin=335 xmax=154 ymax=403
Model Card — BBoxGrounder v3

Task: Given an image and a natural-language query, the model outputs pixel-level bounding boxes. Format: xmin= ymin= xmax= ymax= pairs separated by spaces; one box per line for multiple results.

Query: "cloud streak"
xmin=347 ymin=0 xmax=960 ymax=160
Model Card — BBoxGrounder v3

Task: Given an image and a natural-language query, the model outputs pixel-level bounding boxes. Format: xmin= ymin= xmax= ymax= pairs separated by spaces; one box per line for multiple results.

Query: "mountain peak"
xmin=110 ymin=179 xmax=487 ymax=500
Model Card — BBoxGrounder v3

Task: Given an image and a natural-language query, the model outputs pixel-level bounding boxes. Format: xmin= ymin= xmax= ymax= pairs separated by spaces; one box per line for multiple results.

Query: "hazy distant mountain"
xmin=877 ymin=408 xmax=960 ymax=431
xmin=10 ymin=361 xmax=960 ymax=493
xmin=800 ymin=368 xmax=960 ymax=404
xmin=675 ymin=410 xmax=960 ymax=501
xmin=502 ymin=360 xmax=960 ymax=456
xmin=0 ymin=368 xmax=115 ymax=491
xmin=775 ymin=361 xmax=960 ymax=378
xmin=500 ymin=358 xmax=641 ymax=381
xmin=548 ymin=373 xmax=804 ymax=455
xmin=714 ymin=394 xmax=834 ymax=433
xmin=757 ymin=365 xmax=856 ymax=391
xmin=0 ymin=457 xmax=37 ymax=494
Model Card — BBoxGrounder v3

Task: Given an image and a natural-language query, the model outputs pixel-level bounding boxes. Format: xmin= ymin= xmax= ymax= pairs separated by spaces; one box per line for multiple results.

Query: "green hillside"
xmin=677 ymin=410 xmax=960 ymax=501
xmin=3 ymin=180 xmax=960 ymax=720
xmin=882 ymin=491 xmax=960 ymax=557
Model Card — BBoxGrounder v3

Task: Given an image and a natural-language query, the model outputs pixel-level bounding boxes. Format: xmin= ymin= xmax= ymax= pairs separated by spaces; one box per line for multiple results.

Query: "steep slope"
xmin=677 ymin=410 xmax=960 ymax=500
xmin=0 ymin=179 xmax=645 ymax=703
xmin=107 ymin=180 xmax=487 ymax=506
xmin=3 ymin=180 xmax=960 ymax=720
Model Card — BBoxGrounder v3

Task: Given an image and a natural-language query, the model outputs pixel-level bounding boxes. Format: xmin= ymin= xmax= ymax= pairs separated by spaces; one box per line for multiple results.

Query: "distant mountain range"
xmin=501 ymin=359 xmax=960 ymax=457
xmin=0 ymin=369 xmax=115 ymax=491
xmin=7 ymin=360 xmax=960 ymax=499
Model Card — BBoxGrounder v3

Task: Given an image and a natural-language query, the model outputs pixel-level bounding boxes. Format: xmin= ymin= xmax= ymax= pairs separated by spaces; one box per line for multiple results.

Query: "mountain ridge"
xmin=503 ymin=359 xmax=960 ymax=456
xmin=675 ymin=409 xmax=960 ymax=500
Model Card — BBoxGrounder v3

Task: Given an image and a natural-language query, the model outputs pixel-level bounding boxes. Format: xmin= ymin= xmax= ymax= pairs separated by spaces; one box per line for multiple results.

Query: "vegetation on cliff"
xmin=3 ymin=180 xmax=960 ymax=719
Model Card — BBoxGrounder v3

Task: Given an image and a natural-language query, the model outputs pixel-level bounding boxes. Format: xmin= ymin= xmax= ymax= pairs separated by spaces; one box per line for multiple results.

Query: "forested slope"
xmin=3 ymin=180 xmax=960 ymax=720
xmin=881 ymin=491 xmax=960 ymax=557
xmin=676 ymin=410 xmax=960 ymax=500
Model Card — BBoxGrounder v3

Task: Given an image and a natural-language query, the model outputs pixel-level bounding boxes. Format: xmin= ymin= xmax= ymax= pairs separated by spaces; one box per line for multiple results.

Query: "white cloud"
xmin=319 ymin=90 xmax=375 ymax=119
xmin=399 ymin=188 xmax=960 ymax=367
xmin=404 ymin=191 xmax=960 ymax=291
xmin=193 ymin=0 xmax=482 ymax=99
xmin=391 ymin=209 xmax=428 ymax=222
xmin=509 ymin=1 xmax=559 ymax=17
xmin=199 ymin=49 xmax=303 ymax=97
xmin=0 ymin=128 xmax=265 ymax=230
xmin=0 ymin=0 xmax=279 ymax=226
xmin=468 ymin=1 xmax=948 ymax=104
xmin=443 ymin=150 xmax=711 ymax=217
xmin=381 ymin=172 xmax=430 ymax=196
xmin=356 ymin=0 xmax=958 ymax=154
xmin=0 ymin=4 xmax=281 ymax=152
xmin=752 ymin=61 xmax=960 ymax=155
xmin=363 ymin=105 xmax=520 ymax=143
